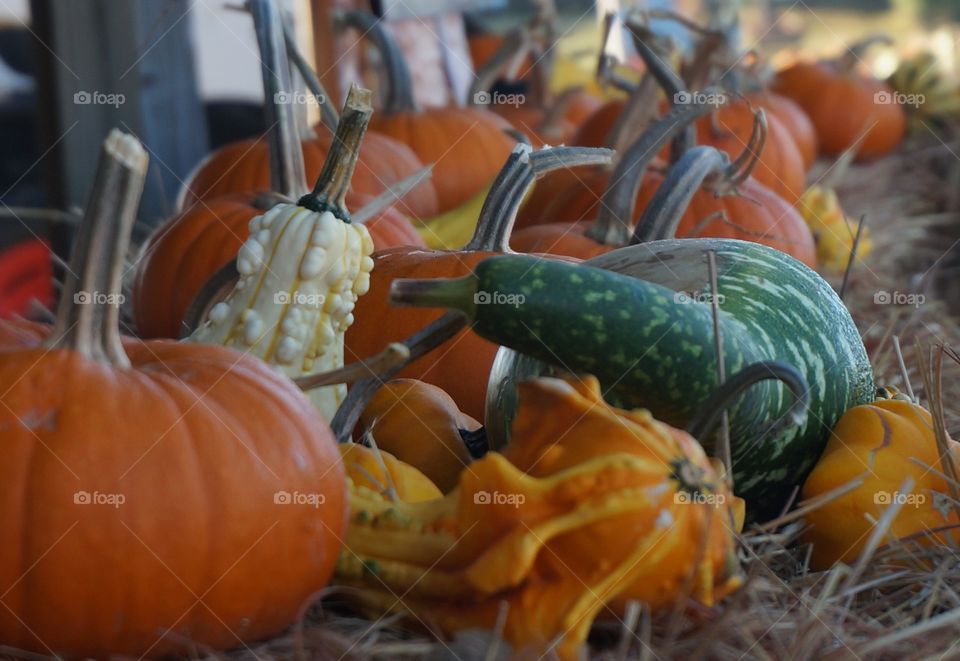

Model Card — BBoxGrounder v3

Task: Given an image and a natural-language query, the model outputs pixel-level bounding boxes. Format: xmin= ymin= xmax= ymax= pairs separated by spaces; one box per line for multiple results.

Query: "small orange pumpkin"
xmin=359 ymin=379 xmax=481 ymax=492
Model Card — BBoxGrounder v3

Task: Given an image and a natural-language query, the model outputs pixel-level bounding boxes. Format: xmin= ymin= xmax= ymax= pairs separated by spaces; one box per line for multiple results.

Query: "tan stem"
xmin=49 ymin=130 xmax=148 ymax=365
xmin=298 ymin=84 xmax=372 ymax=221
xmin=251 ymin=0 xmax=308 ymax=200
xmin=723 ymin=107 xmax=765 ymax=189
xmin=280 ymin=15 xmax=339 ymax=132
xmin=295 ymin=343 xmax=410 ymax=390
xmin=329 ymin=313 xmax=468 ymax=443
xmin=464 ymin=145 xmax=614 ymax=252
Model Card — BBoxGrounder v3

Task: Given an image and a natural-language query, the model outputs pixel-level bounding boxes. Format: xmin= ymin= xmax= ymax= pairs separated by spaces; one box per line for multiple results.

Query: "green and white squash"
xmin=391 ymin=246 xmax=873 ymax=519
xmin=189 ymin=85 xmax=375 ymax=420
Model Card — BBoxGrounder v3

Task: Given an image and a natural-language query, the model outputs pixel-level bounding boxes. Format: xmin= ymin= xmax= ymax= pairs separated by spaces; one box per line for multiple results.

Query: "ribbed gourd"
xmin=189 ymin=86 xmax=375 ymax=419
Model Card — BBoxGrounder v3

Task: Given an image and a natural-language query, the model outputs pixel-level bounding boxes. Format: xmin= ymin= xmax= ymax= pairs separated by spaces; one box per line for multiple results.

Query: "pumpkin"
xmin=340 ymin=443 xmax=442 ymax=503
xmin=513 ymin=102 xmax=817 ymax=267
xmin=0 ymin=127 xmax=345 ymax=657
xmin=335 ymin=375 xmax=743 ymax=660
xmin=132 ymin=8 xmax=424 ymax=340
xmin=747 ymin=90 xmax=818 ymax=168
xmin=342 ymin=11 xmax=516 ymax=213
xmin=801 ymin=396 xmax=960 ymax=570
xmin=773 ymin=38 xmax=906 ymax=160
xmin=345 ymin=143 xmax=612 ymax=421
xmin=358 ymin=379 xmax=481 ymax=492
xmin=189 ymin=85 xmax=376 ymax=420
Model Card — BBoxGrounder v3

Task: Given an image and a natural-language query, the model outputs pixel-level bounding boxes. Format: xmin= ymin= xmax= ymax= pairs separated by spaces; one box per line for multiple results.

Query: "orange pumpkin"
xmin=773 ymin=41 xmax=906 ymax=160
xmin=0 ymin=129 xmax=345 ymax=657
xmin=802 ymin=395 xmax=960 ymax=570
xmin=346 ymin=145 xmax=612 ymax=420
xmin=358 ymin=379 xmax=481 ymax=492
xmin=342 ymin=11 xmax=515 ymax=213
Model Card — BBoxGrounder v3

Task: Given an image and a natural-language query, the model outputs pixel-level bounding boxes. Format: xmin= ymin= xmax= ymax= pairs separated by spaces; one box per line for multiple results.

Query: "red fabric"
xmin=0 ymin=239 xmax=53 ymax=318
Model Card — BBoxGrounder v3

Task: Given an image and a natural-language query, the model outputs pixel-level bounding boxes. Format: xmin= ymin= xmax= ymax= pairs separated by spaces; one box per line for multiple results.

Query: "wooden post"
xmin=31 ymin=0 xmax=208 ymax=231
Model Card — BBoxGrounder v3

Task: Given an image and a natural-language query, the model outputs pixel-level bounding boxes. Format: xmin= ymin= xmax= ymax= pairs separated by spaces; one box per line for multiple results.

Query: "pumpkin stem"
xmin=338 ymin=11 xmax=417 ymax=114
xmin=295 ymin=343 xmax=410 ymax=390
xmin=280 ymin=13 xmax=339 ymax=132
xmin=685 ymin=360 xmax=810 ymax=448
xmin=838 ymin=33 xmax=893 ymax=75
xmin=596 ymin=12 xmax=637 ymax=93
xmin=459 ymin=427 xmax=489 ymax=459
xmin=724 ymin=107 xmax=765 ymax=188
xmin=49 ymin=130 xmax=148 ymax=365
xmin=298 ymin=84 xmax=372 ymax=221
xmin=588 ymin=100 xmax=717 ymax=247
xmin=251 ymin=0 xmax=308 ymax=200
xmin=468 ymin=27 xmax=535 ymax=106
xmin=465 ymin=144 xmax=614 ymax=252
xmin=630 ymin=145 xmax=729 ymax=244
xmin=330 ymin=312 xmax=468 ymax=442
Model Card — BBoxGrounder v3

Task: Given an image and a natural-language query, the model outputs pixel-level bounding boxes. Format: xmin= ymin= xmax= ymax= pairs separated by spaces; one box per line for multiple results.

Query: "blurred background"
xmin=0 ymin=0 xmax=956 ymax=316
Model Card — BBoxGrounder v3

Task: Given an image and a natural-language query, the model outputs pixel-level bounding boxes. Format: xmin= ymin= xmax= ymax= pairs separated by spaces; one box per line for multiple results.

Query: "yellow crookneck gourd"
xmin=797 ymin=185 xmax=873 ymax=271
xmin=889 ymin=51 xmax=960 ymax=131
xmin=336 ymin=375 xmax=743 ymax=659
xmin=802 ymin=391 xmax=960 ymax=570
xmin=190 ymin=86 xmax=375 ymax=420
xmin=340 ymin=442 xmax=443 ymax=504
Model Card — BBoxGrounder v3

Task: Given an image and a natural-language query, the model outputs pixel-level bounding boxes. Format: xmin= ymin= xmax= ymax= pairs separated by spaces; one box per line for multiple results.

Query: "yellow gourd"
xmin=797 ymin=185 xmax=873 ymax=271
xmin=802 ymin=396 xmax=960 ymax=569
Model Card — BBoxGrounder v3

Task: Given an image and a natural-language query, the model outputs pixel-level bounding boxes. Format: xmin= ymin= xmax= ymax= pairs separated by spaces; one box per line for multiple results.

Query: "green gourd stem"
xmin=604 ymin=73 xmax=657 ymax=151
xmin=685 ymin=361 xmax=810 ymax=445
xmin=596 ymin=12 xmax=635 ymax=93
xmin=330 ymin=312 xmax=468 ymax=443
xmin=588 ymin=101 xmax=717 ymax=247
xmin=631 ymin=146 xmax=728 ymax=244
xmin=251 ymin=0 xmax=308 ymax=200
xmin=726 ymin=108 xmax=766 ymax=188
xmin=838 ymin=34 xmax=893 ymax=75
xmin=280 ymin=15 xmax=339 ymax=132
xmin=298 ymin=84 xmax=372 ymax=221
xmin=464 ymin=145 xmax=614 ymax=252
xmin=49 ymin=129 xmax=148 ymax=366
xmin=338 ymin=10 xmax=417 ymax=114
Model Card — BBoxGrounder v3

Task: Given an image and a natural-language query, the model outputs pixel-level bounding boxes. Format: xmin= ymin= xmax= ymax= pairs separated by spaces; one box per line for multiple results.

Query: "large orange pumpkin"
xmin=345 ymin=145 xmax=612 ymax=420
xmin=773 ymin=41 xmax=906 ymax=160
xmin=0 ymin=128 xmax=345 ymax=657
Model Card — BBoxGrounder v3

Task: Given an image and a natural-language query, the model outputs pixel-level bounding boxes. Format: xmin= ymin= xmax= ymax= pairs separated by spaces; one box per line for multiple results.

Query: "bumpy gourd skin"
xmin=335 ymin=376 xmax=743 ymax=660
xmin=191 ymin=203 xmax=374 ymax=419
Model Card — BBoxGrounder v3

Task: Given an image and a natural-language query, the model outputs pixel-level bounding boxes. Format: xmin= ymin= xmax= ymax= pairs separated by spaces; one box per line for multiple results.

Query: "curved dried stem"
xmin=589 ymin=101 xmax=717 ymax=246
xmin=280 ymin=16 xmax=339 ymax=132
xmin=723 ymin=107 xmax=766 ymax=189
xmin=686 ymin=361 xmax=810 ymax=446
xmin=337 ymin=10 xmax=417 ymax=113
xmin=330 ymin=313 xmax=467 ymax=442
xmin=631 ymin=145 xmax=730 ymax=244
xmin=465 ymin=145 xmax=614 ymax=252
